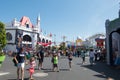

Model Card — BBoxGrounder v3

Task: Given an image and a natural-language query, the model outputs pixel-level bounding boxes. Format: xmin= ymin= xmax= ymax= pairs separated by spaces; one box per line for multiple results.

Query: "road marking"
xmin=83 ymin=68 xmax=88 ymax=70
xmin=0 ymin=72 xmax=10 ymax=76
xmin=33 ymin=72 xmax=48 ymax=77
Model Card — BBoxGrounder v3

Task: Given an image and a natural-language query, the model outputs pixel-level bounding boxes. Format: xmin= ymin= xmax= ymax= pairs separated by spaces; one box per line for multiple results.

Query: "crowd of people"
xmin=11 ymin=46 xmax=107 ymax=80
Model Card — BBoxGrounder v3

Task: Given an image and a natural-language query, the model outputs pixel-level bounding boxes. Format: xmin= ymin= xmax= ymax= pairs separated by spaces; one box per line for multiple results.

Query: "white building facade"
xmin=5 ymin=16 xmax=52 ymax=52
xmin=84 ymin=33 xmax=105 ymax=48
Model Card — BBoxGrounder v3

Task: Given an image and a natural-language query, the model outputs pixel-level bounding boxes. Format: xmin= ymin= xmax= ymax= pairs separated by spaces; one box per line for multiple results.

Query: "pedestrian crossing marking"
xmin=33 ymin=72 xmax=48 ymax=77
xmin=0 ymin=72 xmax=10 ymax=76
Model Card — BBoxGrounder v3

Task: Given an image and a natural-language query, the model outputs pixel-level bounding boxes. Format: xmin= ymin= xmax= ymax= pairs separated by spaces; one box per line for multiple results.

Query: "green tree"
xmin=0 ymin=22 xmax=7 ymax=54
xmin=59 ymin=42 xmax=66 ymax=50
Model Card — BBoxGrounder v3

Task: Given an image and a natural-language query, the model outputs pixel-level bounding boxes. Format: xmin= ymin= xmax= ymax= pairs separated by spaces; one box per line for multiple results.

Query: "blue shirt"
xmin=17 ymin=52 xmax=25 ymax=63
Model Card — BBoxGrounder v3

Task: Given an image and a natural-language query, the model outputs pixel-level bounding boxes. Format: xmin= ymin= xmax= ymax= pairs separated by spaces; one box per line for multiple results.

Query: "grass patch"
xmin=0 ymin=55 xmax=6 ymax=67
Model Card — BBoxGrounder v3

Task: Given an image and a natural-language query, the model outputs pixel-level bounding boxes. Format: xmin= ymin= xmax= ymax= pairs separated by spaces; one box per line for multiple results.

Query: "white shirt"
xmin=30 ymin=61 xmax=36 ymax=68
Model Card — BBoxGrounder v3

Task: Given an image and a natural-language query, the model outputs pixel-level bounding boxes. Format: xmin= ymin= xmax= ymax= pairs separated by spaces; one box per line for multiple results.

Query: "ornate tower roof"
xmin=20 ymin=16 xmax=33 ymax=28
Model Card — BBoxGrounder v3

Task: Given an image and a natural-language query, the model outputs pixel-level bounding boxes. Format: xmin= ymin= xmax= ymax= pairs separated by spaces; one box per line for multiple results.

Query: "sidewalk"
xmin=0 ymin=56 xmax=120 ymax=80
xmin=80 ymin=60 xmax=120 ymax=80
xmin=0 ymin=56 xmax=48 ymax=80
xmin=0 ymin=56 xmax=24 ymax=80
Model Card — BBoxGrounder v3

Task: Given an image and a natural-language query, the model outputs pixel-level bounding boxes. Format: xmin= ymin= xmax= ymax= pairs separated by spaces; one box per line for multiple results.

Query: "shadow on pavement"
xmin=43 ymin=68 xmax=70 ymax=73
xmin=42 ymin=68 xmax=54 ymax=72
xmin=59 ymin=69 xmax=70 ymax=71
xmin=81 ymin=61 xmax=120 ymax=80
xmin=8 ymin=78 xmax=29 ymax=80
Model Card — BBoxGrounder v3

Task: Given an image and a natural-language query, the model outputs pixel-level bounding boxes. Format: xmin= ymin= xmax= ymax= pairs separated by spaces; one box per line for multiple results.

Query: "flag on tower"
xmin=49 ymin=33 xmax=52 ymax=37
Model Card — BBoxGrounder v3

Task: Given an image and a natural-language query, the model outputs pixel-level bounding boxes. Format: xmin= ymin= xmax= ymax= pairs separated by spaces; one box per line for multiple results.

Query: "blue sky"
xmin=0 ymin=0 xmax=120 ymax=43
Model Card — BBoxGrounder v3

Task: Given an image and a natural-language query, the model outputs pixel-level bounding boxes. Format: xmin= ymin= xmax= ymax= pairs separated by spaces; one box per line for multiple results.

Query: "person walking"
xmin=94 ymin=50 xmax=98 ymax=61
xmin=37 ymin=48 xmax=44 ymax=70
xmin=68 ymin=52 xmax=73 ymax=70
xmin=89 ymin=49 xmax=95 ymax=66
xmin=29 ymin=57 xmax=36 ymax=80
xmin=14 ymin=47 xmax=26 ymax=80
xmin=53 ymin=53 xmax=59 ymax=72
xmin=80 ymin=49 xmax=86 ymax=64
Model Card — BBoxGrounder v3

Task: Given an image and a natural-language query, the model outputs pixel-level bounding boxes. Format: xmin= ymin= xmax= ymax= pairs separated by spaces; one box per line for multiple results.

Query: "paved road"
xmin=0 ymin=56 xmax=120 ymax=80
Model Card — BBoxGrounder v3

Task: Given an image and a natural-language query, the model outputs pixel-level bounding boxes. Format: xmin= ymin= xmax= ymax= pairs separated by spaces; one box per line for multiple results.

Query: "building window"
xmin=46 ymin=40 xmax=48 ymax=43
xmin=6 ymin=32 xmax=12 ymax=41
xmin=23 ymin=35 xmax=32 ymax=42
xmin=42 ymin=38 xmax=45 ymax=43
xmin=26 ymin=24 xmax=29 ymax=28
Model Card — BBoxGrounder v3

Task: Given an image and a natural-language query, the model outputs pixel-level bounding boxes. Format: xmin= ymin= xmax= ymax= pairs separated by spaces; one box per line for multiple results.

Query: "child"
xmin=29 ymin=57 xmax=36 ymax=80
xmin=68 ymin=53 xmax=73 ymax=70
xmin=53 ymin=53 xmax=59 ymax=72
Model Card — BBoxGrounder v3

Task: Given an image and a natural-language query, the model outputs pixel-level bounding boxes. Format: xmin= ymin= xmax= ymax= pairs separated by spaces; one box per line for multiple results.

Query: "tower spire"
xmin=37 ymin=13 xmax=40 ymax=24
xmin=38 ymin=13 xmax=40 ymax=21
xmin=37 ymin=14 xmax=41 ymax=33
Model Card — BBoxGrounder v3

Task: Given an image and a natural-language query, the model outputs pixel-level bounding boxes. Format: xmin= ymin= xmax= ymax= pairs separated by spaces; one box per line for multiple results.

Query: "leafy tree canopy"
xmin=0 ymin=22 xmax=7 ymax=52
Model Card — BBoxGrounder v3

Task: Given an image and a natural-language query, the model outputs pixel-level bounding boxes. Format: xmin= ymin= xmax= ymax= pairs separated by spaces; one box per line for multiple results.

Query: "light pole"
xmin=54 ymin=34 xmax=56 ymax=45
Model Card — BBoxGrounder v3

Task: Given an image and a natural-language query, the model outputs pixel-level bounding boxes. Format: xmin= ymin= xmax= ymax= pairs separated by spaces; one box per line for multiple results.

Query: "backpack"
xmin=12 ymin=53 xmax=19 ymax=67
xmin=12 ymin=58 xmax=17 ymax=66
